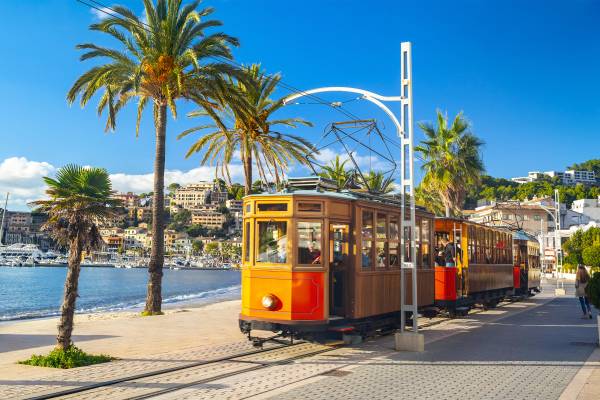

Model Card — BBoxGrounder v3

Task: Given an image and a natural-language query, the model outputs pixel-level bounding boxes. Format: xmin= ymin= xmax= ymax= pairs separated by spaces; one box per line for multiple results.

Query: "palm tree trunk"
xmin=145 ymin=104 xmax=167 ymax=314
xmin=56 ymin=233 xmax=83 ymax=350
xmin=243 ymin=151 xmax=252 ymax=195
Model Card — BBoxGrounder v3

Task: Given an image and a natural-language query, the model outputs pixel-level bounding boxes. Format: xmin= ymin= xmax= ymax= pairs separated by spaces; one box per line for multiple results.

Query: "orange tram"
xmin=239 ymin=179 xmax=541 ymax=342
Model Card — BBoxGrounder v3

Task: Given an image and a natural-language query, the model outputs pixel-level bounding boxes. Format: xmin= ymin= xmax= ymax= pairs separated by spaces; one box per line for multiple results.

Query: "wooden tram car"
xmin=239 ymin=178 xmax=541 ymax=340
xmin=434 ymin=218 xmax=515 ymax=314
xmin=512 ymin=230 xmax=542 ymax=296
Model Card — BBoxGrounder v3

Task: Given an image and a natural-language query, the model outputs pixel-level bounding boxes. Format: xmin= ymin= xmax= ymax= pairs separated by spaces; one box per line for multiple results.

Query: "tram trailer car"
xmin=434 ymin=218 xmax=516 ymax=314
xmin=239 ymin=179 xmax=437 ymax=341
xmin=512 ymin=230 xmax=542 ymax=296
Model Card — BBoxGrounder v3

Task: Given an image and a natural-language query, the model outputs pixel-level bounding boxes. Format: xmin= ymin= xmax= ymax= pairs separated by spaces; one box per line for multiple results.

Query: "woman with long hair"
xmin=575 ymin=264 xmax=593 ymax=319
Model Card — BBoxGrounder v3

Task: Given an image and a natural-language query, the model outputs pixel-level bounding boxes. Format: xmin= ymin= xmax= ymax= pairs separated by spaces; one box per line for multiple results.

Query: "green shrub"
xmin=583 ymin=245 xmax=600 ymax=269
xmin=19 ymin=345 xmax=113 ymax=369
xmin=588 ymin=272 xmax=600 ymax=310
xmin=563 ymin=263 xmax=576 ymax=274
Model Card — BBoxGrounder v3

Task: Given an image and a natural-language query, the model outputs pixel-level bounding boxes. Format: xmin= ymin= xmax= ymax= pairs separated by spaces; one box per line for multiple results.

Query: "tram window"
xmin=389 ymin=245 xmax=400 ymax=268
xmin=298 ymin=202 xmax=322 ymax=212
xmin=376 ymin=214 xmax=387 ymax=239
xmin=257 ymin=203 xmax=288 ymax=212
xmin=244 ymin=222 xmax=250 ymax=262
xmin=361 ymin=240 xmax=373 ymax=269
xmin=376 ymin=242 xmax=386 ymax=268
xmin=257 ymin=221 xmax=287 ymax=263
xmin=421 ymin=219 xmax=431 ymax=268
xmin=245 ymin=203 xmax=251 ymax=214
xmin=389 ymin=216 xmax=399 ymax=241
xmin=297 ymin=221 xmax=322 ymax=265
xmin=362 ymin=210 xmax=373 ymax=239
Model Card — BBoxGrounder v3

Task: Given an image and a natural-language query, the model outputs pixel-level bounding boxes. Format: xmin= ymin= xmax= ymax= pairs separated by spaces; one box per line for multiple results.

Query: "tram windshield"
xmin=257 ymin=221 xmax=287 ymax=263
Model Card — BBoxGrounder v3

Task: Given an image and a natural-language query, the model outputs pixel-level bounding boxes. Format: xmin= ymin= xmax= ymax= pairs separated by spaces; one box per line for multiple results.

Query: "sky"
xmin=0 ymin=0 xmax=599 ymax=210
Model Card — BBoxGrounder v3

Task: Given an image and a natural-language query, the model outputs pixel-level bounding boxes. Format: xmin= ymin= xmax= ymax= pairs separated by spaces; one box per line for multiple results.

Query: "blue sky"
xmin=0 ymin=0 xmax=599 ymax=209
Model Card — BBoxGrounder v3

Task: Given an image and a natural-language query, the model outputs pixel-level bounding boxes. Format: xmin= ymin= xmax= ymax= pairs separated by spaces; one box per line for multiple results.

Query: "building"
xmin=123 ymin=227 xmax=147 ymax=250
xmin=103 ymin=235 xmax=124 ymax=253
xmin=191 ymin=211 xmax=226 ymax=229
xmin=210 ymin=190 xmax=227 ymax=205
xmin=225 ymin=199 xmax=243 ymax=213
xmin=172 ymin=183 xmax=213 ymax=209
xmin=511 ymin=170 xmax=596 ymax=185
xmin=113 ymin=192 xmax=140 ymax=208
xmin=571 ymin=197 xmax=600 ymax=222
xmin=136 ymin=207 xmax=153 ymax=223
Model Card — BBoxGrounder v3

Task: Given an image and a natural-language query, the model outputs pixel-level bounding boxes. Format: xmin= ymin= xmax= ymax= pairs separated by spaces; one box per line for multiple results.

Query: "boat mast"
xmin=0 ymin=192 xmax=8 ymax=246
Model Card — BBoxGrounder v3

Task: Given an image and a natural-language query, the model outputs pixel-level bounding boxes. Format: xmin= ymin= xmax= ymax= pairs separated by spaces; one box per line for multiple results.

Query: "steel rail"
xmin=26 ymin=342 xmax=301 ymax=400
xmin=125 ymin=345 xmax=338 ymax=400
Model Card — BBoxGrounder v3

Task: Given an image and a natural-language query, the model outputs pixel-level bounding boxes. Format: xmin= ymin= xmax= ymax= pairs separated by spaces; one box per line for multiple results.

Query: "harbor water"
xmin=0 ymin=267 xmax=240 ymax=321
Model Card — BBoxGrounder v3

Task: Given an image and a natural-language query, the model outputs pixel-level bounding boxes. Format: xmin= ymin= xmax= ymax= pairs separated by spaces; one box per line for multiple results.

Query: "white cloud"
xmin=90 ymin=7 xmax=113 ymax=20
xmin=109 ymin=164 xmax=246 ymax=193
xmin=0 ymin=157 xmax=55 ymax=210
xmin=0 ymin=157 xmax=249 ymax=211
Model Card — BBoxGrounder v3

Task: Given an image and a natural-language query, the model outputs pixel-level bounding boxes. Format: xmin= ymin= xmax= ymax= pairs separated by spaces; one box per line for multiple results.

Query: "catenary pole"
xmin=0 ymin=193 xmax=8 ymax=246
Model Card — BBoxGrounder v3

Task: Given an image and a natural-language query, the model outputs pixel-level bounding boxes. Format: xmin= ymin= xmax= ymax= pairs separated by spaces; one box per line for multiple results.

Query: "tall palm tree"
xmin=318 ymin=156 xmax=354 ymax=190
xmin=31 ymin=165 xmax=121 ymax=350
xmin=416 ymin=110 xmax=485 ymax=217
xmin=179 ymin=64 xmax=314 ymax=195
xmin=67 ymin=0 xmax=239 ymax=314
xmin=358 ymin=171 xmax=394 ymax=194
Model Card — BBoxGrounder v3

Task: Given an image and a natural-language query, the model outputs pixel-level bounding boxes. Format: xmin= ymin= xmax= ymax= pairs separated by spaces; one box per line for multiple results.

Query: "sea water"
xmin=0 ymin=267 xmax=240 ymax=321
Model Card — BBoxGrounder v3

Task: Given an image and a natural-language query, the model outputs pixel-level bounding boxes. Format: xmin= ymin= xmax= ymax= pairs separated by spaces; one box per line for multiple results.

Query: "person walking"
xmin=575 ymin=264 xmax=592 ymax=319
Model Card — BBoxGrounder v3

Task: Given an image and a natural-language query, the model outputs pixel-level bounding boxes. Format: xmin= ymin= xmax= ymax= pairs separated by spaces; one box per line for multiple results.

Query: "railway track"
xmin=26 ymin=342 xmax=337 ymax=400
xmin=26 ymin=296 xmax=530 ymax=400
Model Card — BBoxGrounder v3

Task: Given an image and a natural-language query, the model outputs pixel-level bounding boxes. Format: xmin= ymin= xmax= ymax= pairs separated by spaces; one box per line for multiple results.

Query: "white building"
xmin=511 ymin=170 xmax=596 ymax=185
xmin=571 ymin=197 xmax=600 ymax=222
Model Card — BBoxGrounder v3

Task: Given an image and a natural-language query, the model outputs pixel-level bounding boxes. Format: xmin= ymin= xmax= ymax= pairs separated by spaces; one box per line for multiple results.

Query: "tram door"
xmin=329 ymin=223 xmax=349 ymax=317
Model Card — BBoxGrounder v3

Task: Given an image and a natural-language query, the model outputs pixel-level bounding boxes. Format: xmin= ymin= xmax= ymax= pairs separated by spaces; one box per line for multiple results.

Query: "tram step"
xmin=328 ymin=325 xmax=355 ymax=333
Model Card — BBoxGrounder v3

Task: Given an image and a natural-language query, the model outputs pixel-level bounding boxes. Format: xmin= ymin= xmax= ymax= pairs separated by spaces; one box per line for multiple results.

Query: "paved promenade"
xmin=0 ymin=280 xmax=598 ymax=399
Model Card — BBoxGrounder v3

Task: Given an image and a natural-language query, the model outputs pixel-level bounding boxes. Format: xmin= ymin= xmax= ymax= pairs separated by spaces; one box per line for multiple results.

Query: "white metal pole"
xmin=0 ymin=193 xmax=8 ymax=246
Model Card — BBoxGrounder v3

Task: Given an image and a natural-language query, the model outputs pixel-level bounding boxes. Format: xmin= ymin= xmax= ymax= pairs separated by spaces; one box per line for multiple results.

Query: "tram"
xmin=239 ymin=177 xmax=436 ymax=340
xmin=239 ymin=177 xmax=540 ymax=341
xmin=512 ymin=230 xmax=542 ymax=296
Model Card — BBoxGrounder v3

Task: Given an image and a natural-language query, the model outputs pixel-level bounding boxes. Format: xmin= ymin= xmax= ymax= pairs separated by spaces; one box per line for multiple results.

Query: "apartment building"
xmin=571 ymin=197 xmax=600 ymax=222
xmin=511 ymin=170 xmax=597 ymax=185
xmin=191 ymin=211 xmax=226 ymax=229
xmin=113 ymin=192 xmax=140 ymax=208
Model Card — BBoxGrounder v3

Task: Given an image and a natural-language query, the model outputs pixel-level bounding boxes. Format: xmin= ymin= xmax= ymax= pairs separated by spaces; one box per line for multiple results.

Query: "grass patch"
xmin=141 ymin=310 xmax=164 ymax=316
xmin=19 ymin=345 xmax=113 ymax=369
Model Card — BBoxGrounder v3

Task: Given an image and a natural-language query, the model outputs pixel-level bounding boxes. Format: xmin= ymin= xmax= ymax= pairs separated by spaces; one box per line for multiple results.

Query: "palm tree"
xmin=318 ymin=156 xmax=354 ymax=190
xmin=179 ymin=64 xmax=314 ymax=195
xmin=31 ymin=165 xmax=121 ymax=350
xmin=358 ymin=171 xmax=394 ymax=194
xmin=67 ymin=0 xmax=239 ymax=314
xmin=416 ymin=110 xmax=485 ymax=217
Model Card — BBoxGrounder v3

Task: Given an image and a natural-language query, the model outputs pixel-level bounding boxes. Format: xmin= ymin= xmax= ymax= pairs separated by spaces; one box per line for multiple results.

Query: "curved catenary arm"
xmin=283 ymin=86 xmax=403 ymax=134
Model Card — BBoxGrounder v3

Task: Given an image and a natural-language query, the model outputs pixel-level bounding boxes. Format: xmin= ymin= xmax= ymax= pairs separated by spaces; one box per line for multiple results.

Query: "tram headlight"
xmin=261 ymin=294 xmax=278 ymax=310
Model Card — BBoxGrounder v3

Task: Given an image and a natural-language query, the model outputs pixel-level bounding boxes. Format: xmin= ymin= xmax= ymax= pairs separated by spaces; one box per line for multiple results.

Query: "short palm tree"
xmin=31 ymin=165 xmax=121 ymax=350
xmin=179 ymin=64 xmax=314 ymax=195
xmin=416 ymin=110 xmax=485 ymax=217
xmin=318 ymin=156 xmax=354 ymax=190
xmin=67 ymin=0 xmax=239 ymax=314
xmin=359 ymin=171 xmax=394 ymax=194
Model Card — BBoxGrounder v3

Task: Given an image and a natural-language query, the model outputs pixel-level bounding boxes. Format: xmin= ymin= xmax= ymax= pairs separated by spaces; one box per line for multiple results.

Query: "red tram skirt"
xmin=435 ymin=266 xmax=457 ymax=301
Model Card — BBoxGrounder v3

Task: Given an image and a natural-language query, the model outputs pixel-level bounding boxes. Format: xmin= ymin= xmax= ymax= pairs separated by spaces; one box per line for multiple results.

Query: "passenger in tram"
xmin=435 ymin=249 xmax=445 ymax=267
xmin=440 ymin=237 xmax=456 ymax=267
xmin=307 ymin=242 xmax=321 ymax=264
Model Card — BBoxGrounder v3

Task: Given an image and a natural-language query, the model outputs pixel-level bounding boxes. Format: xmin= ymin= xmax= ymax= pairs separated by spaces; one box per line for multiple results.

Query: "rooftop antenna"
xmin=0 ymin=192 xmax=8 ymax=246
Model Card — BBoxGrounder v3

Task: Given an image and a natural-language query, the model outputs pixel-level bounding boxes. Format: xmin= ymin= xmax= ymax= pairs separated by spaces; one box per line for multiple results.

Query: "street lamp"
xmin=283 ymin=42 xmax=423 ymax=351
xmin=537 ymin=189 xmax=564 ymax=294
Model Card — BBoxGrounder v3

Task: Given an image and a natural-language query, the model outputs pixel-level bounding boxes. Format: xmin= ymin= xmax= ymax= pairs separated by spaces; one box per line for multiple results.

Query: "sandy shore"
xmin=0 ymin=299 xmax=250 ymax=380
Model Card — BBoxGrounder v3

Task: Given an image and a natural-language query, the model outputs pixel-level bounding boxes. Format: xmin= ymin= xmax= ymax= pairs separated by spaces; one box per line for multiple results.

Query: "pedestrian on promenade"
xmin=575 ymin=264 xmax=592 ymax=319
